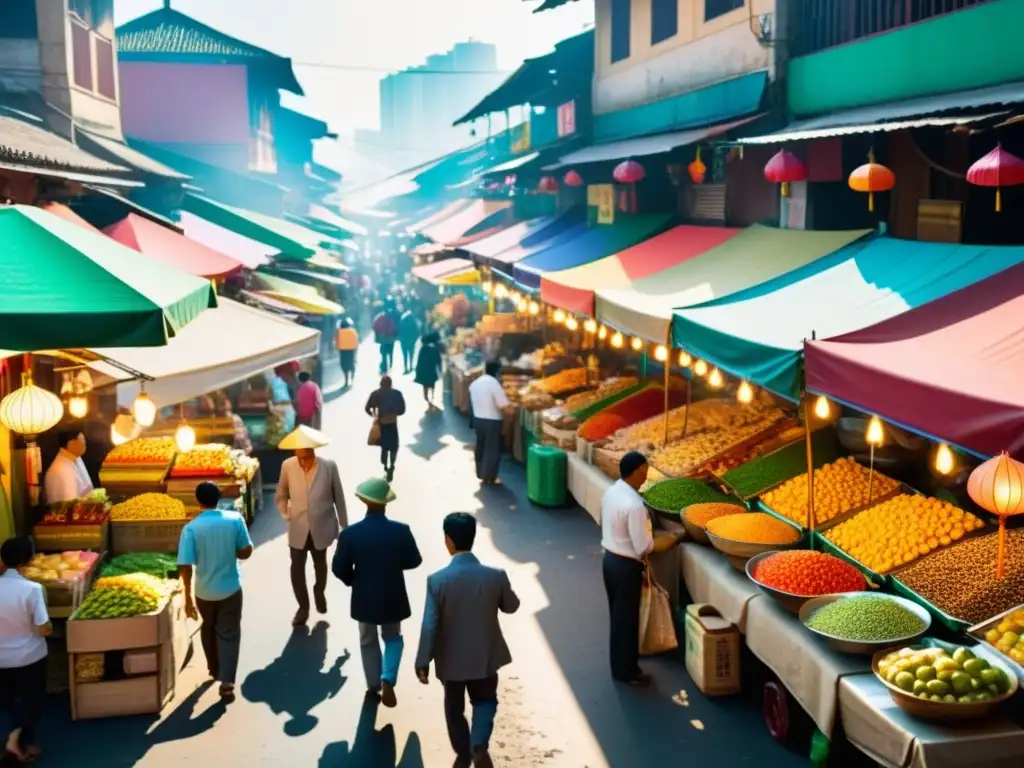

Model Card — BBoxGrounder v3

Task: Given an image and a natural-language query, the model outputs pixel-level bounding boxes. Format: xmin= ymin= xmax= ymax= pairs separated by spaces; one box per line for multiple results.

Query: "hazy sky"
xmin=115 ymin=0 xmax=594 ymax=136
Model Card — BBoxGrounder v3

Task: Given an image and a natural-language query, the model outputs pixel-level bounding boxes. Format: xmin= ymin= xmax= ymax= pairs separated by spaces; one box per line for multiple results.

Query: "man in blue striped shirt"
xmin=178 ymin=482 xmax=253 ymax=700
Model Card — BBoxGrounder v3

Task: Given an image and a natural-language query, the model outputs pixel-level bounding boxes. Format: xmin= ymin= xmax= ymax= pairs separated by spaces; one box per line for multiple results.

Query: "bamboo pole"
xmin=663 ymin=327 xmax=671 ymax=446
xmin=803 ymin=396 xmax=816 ymax=547
xmin=682 ymin=373 xmax=691 ymax=439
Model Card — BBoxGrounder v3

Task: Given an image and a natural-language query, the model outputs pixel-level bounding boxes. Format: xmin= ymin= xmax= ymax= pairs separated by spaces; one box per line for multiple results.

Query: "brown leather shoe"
xmin=472 ymin=749 xmax=494 ymax=768
xmin=314 ymin=589 xmax=327 ymax=615
xmin=380 ymin=680 xmax=397 ymax=708
xmin=292 ymin=609 xmax=309 ymax=627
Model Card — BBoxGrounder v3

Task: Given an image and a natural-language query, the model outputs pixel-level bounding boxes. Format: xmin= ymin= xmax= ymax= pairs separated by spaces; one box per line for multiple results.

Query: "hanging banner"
xmin=510 ymin=121 xmax=531 ymax=154
xmin=586 ymin=184 xmax=600 ymax=206
xmin=592 ymin=184 xmax=615 ymax=224
xmin=557 ymin=101 xmax=577 ymax=137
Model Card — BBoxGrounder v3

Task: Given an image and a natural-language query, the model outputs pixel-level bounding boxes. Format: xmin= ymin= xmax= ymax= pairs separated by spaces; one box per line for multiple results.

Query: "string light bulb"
xmin=494 ymin=283 xmax=508 ymax=299
xmin=481 ymin=281 xmax=493 ymax=295
xmin=68 ymin=396 xmax=89 ymax=419
xmin=553 ymin=309 xmax=566 ymax=323
xmin=598 ymin=325 xmax=608 ymax=341
xmin=611 ymin=331 xmax=624 ymax=348
xmin=509 ymin=290 xmax=521 ymax=303
xmin=654 ymin=345 xmax=668 ymax=362
xmin=631 ymin=336 xmax=643 ymax=352
xmin=813 ymin=395 xmax=832 ymax=421
xmin=584 ymin=318 xmax=597 ymax=334
xmin=132 ymin=390 xmax=156 ymax=427
xmin=693 ymin=359 xmax=708 ymax=377
xmin=707 ymin=368 xmax=724 ymax=389
xmin=737 ymin=380 xmax=754 ymax=404
xmin=528 ymin=300 xmax=540 ymax=315
xmin=175 ymin=421 xmax=197 ymax=453
xmin=678 ymin=351 xmax=691 ymax=367
xmin=565 ymin=316 xmax=579 ymax=331
xmin=865 ymin=415 xmax=885 ymax=447
xmin=934 ymin=443 xmax=956 ymax=476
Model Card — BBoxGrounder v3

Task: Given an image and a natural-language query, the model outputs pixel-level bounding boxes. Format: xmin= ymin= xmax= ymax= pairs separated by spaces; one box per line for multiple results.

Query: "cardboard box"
xmin=66 ymin=594 xmax=176 ymax=654
xmin=110 ymin=519 xmax=187 ymax=555
xmin=123 ymin=649 xmax=158 ymax=676
xmin=685 ymin=603 xmax=741 ymax=696
xmin=70 ymin=641 xmax=174 ymax=720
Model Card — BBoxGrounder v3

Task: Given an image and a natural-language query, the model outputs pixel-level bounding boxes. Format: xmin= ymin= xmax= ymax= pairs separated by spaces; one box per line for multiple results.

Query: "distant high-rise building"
xmin=356 ymin=41 xmax=504 ymax=172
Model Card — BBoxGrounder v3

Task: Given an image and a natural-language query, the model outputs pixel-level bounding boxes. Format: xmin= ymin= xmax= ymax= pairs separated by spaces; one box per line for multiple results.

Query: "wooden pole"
xmin=682 ymin=374 xmax=691 ymax=439
xmin=998 ymin=517 xmax=1007 ymax=579
xmin=867 ymin=443 xmax=876 ymax=504
xmin=803 ymin=396 xmax=816 ymax=545
xmin=663 ymin=327 xmax=671 ymax=446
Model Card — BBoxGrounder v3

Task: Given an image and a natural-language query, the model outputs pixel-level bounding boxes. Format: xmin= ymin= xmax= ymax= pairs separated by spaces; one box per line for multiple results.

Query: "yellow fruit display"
xmin=983 ymin=610 xmax=1024 ymax=667
xmin=173 ymin=444 xmax=232 ymax=474
xmin=105 ymin=438 xmax=176 ymax=465
xmin=761 ymin=457 xmax=900 ymax=527
xmin=534 ymin=367 xmax=589 ymax=396
xmin=110 ymin=493 xmax=186 ymax=521
xmin=647 ymin=416 xmax=784 ymax=478
xmin=825 ymin=494 xmax=985 ymax=574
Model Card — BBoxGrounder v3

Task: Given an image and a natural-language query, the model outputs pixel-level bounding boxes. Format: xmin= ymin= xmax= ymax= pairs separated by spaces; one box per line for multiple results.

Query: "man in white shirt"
xmin=468 ymin=361 xmax=510 ymax=485
xmin=43 ymin=430 xmax=94 ymax=504
xmin=600 ymin=452 xmax=682 ymax=687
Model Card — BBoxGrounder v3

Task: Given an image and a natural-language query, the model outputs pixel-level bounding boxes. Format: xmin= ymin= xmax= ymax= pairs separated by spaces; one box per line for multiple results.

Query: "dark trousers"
xmin=290 ymin=533 xmax=328 ymax=612
xmin=474 ymin=418 xmax=503 ymax=482
xmin=602 ymin=551 xmax=644 ymax=681
xmin=196 ymin=589 xmax=243 ymax=685
xmin=0 ymin=657 xmax=46 ymax=747
xmin=379 ymin=342 xmax=395 ymax=372
xmin=400 ymin=341 xmax=415 ymax=371
xmin=444 ymin=674 xmax=499 ymax=760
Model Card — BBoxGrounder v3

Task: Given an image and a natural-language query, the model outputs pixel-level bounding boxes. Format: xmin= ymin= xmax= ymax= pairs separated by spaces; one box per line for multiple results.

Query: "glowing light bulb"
xmin=631 ymin=337 xmax=643 ymax=352
xmin=866 ymin=415 xmax=884 ymax=447
xmin=132 ymin=392 xmax=156 ymax=427
xmin=565 ymin=316 xmax=579 ymax=331
xmin=934 ymin=443 xmax=955 ymax=475
xmin=584 ymin=318 xmax=597 ymax=334
xmin=611 ymin=332 xmax=624 ymax=348
xmin=528 ymin=301 xmax=540 ymax=315
xmin=598 ymin=326 xmax=608 ymax=341
xmin=494 ymin=283 xmax=508 ymax=299
xmin=737 ymin=380 xmax=754 ymax=404
xmin=654 ymin=345 xmax=668 ymax=362
xmin=553 ymin=309 xmax=566 ymax=323
xmin=175 ymin=422 xmax=197 ymax=453
xmin=814 ymin=395 xmax=831 ymax=421
xmin=678 ymin=351 xmax=691 ymax=367
xmin=707 ymin=368 xmax=724 ymax=389
xmin=481 ymin=281 xmax=493 ymax=295
xmin=68 ymin=395 xmax=89 ymax=419
xmin=509 ymin=291 xmax=521 ymax=303
xmin=693 ymin=359 xmax=708 ymax=377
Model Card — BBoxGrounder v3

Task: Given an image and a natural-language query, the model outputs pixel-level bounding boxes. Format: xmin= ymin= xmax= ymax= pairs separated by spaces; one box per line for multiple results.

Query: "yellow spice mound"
xmin=705 ymin=512 xmax=801 ymax=545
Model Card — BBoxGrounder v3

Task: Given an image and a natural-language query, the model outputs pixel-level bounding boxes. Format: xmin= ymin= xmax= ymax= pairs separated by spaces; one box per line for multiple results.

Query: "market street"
xmin=38 ymin=341 xmax=803 ymax=767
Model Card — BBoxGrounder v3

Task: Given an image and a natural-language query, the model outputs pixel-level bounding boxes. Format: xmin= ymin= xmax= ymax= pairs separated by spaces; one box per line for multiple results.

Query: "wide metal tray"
xmin=969 ymin=604 xmax=1024 ymax=685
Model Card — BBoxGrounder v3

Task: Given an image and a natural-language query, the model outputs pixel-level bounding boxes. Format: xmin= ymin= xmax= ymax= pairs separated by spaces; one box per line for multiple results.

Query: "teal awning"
xmin=671 ymin=237 xmax=1024 ymax=401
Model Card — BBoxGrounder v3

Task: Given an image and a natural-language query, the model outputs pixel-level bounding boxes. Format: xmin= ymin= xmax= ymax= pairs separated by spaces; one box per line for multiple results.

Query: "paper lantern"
xmin=968 ymin=452 xmax=1024 ymax=578
xmin=528 ymin=301 xmax=540 ymax=316
xmin=0 ymin=371 xmax=64 ymax=438
xmin=613 ymin=160 xmax=645 ymax=184
xmin=598 ymin=325 xmax=608 ymax=341
xmin=630 ymin=336 xmax=643 ymax=352
xmin=553 ymin=308 xmax=566 ymax=323
xmin=764 ymin=150 xmax=808 ymax=197
xmin=693 ymin=359 xmax=708 ymax=377
xmin=848 ymin=150 xmax=895 ymax=212
xmin=563 ymin=170 xmax=583 ymax=187
xmin=654 ymin=345 xmax=668 ymax=362
xmin=966 ymin=144 xmax=1024 ymax=213
xmin=688 ymin=148 xmax=707 ymax=184
xmin=538 ymin=175 xmax=560 ymax=193
xmin=132 ymin=390 xmax=157 ymax=427
xmin=678 ymin=351 xmax=691 ymax=367
xmin=610 ymin=331 xmax=624 ymax=348
xmin=584 ymin=318 xmax=597 ymax=334
xmin=565 ymin=316 xmax=579 ymax=331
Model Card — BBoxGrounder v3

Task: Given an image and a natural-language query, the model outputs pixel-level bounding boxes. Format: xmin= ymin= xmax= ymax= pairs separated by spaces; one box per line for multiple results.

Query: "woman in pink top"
xmin=296 ymin=372 xmax=324 ymax=430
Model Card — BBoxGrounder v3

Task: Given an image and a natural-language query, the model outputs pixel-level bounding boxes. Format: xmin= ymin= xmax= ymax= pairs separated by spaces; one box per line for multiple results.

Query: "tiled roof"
xmin=0 ymin=113 xmax=127 ymax=174
xmin=116 ymin=8 xmax=281 ymax=59
xmin=77 ymin=131 xmax=189 ymax=180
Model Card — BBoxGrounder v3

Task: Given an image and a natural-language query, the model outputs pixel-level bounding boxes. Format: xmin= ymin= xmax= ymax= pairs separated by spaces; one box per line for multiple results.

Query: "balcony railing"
xmin=792 ymin=0 xmax=994 ymax=57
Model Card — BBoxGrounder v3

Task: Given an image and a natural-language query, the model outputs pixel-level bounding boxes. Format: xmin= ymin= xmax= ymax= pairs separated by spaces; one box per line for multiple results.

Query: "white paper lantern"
xmin=133 ymin=391 xmax=157 ymax=427
xmin=0 ymin=372 xmax=63 ymax=438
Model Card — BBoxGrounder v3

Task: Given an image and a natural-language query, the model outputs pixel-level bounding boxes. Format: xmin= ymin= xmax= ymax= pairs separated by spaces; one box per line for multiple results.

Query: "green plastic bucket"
xmin=527 ymin=444 xmax=567 ymax=507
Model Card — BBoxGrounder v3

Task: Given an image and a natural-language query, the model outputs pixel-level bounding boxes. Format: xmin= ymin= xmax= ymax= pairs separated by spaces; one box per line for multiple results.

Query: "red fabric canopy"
xmin=105 ymin=213 xmax=242 ymax=280
xmin=806 ymin=262 xmax=1024 ymax=459
xmin=39 ymin=202 xmax=100 ymax=233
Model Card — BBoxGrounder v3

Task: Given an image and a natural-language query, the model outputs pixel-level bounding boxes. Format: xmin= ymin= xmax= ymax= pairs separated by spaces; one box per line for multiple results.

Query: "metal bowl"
xmin=799 ymin=592 xmax=931 ymax=655
xmin=745 ymin=551 xmax=824 ymax=614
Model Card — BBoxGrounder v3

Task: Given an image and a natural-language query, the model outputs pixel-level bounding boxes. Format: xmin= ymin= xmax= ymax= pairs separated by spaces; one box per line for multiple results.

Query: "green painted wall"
xmin=788 ymin=0 xmax=1024 ymax=116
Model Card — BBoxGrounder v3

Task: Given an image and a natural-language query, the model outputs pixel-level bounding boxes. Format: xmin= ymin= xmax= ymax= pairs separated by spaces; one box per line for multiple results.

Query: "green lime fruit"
xmin=971 ymin=677 xmax=982 ymax=691
xmin=953 ymin=647 xmax=975 ymax=664
xmin=937 ymin=669 xmax=955 ymax=682
xmin=980 ymin=669 xmax=1000 ymax=686
xmin=958 ymin=694 xmax=974 ymax=703
xmin=935 ymin=657 xmax=960 ymax=673
xmin=975 ymin=691 xmax=993 ymax=702
xmin=951 ymin=672 xmax=973 ymax=696
xmin=913 ymin=680 xmax=928 ymax=695
xmin=988 ymin=684 xmax=1000 ymax=695
xmin=926 ymin=679 xmax=950 ymax=696
xmin=995 ymin=669 xmax=1011 ymax=694
xmin=916 ymin=665 xmax=936 ymax=682
xmin=963 ymin=658 xmax=988 ymax=677
xmin=895 ymin=671 xmax=916 ymax=692
xmin=930 ymin=694 xmax=943 ymax=701
xmin=942 ymin=694 xmax=957 ymax=703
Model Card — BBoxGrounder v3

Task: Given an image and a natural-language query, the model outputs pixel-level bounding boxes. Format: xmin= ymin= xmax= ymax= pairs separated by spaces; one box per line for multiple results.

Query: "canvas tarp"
xmin=595 ymin=225 xmax=870 ymax=344
xmin=488 ymin=212 xmax=588 ymax=270
xmin=805 ymin=261 xmax=1024 ymax=459
xmin=421 ymin=200 xmax=511 ymax=246
xmin=673 ymin=237 xmax=1024 ymax=401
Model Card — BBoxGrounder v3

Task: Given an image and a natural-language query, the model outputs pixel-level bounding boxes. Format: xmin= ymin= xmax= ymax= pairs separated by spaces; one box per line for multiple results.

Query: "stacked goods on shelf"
xmin=521 ymin=391 xmax=556 ymax=412
xmin=701 ymin=422 xmax=806 ymax=477
xmin=33 ymin=491 xmax=111 ymax=551
xmin=760 ymin=457 xmax=901 ymax=530
xmin=580 ymin=386 xmax=691 ymax=444
xmin=110 ymin=494 xmax=187 ymax=521
xmin=529 ymin=367 xmax=589 ymax=396
xmin=563 ymin=377 xmax=641 ymax=417
xmin=165 ymin=444 xmax=258 ymax=510
xmin=824 ymin=495 xmax=986 ymax=576
xmin=99 ymin=552 xmax=180 ymax=580
xmin=169 ymin=444 xmax=232 ymax=477
xmin=109 ymin=493 xmax=189 ymax=555
xmin=100 ymin=438 xmax=177 ymax=496
xmin=642 ymin=478 xmax=743 ymax=516
xmin=718 ymin=429 xmax=844 ymax=500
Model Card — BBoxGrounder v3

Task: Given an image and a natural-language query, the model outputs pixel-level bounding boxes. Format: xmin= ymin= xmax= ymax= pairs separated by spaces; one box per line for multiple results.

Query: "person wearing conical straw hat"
xmin=332 ymin=477 xmax=421 ymax=708
xmin=276 ymin=426 xmax=348 ymax=627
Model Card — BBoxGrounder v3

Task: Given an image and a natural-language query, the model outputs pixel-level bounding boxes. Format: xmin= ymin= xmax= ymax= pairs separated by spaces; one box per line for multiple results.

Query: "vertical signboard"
xmin=557 ymin=100 xmax=577 ymax=137
xmin=591 ymin=184 xmax=616 ymax=224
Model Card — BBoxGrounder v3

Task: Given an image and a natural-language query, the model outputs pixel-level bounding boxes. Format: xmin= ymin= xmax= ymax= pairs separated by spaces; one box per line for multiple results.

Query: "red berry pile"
xmin=752 ymin=550 xmax=866 ymax=596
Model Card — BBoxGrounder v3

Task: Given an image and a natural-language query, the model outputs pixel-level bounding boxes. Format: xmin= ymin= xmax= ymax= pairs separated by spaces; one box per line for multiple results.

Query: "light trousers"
xmin=358 ymin=621 xmax=403 ymax=689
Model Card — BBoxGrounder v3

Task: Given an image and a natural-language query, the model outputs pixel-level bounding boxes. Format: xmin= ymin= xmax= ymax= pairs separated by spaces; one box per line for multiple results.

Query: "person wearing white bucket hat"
xmin=275 ymin=426 xmax=348 ymax=626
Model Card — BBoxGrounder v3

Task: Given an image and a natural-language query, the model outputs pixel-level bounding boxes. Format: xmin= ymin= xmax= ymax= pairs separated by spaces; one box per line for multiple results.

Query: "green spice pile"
xmin=99 ymin=552 xmax=179 ymax=579
xmin=805 ymin=596 xmax=926 ymax=641
xmin=642 ymin=478 xmax=743 ymax=515
xmin=722 ymin=429 xmax=842 ymax=498
xmin=895 ymin=528 xmax=1024 ymax=624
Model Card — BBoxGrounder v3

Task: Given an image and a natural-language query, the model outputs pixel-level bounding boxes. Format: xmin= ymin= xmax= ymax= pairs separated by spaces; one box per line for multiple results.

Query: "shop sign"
xmin=557 ymin=101 xmax=576 ymax=137
xmin=592 ymin=184 xmax=615 ymax=224
xmin=511 ymin=122 xmax=531 ymax=154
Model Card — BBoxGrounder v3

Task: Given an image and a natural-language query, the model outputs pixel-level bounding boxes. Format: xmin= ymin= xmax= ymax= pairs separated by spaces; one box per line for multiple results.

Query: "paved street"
xmin=41 ymin=343 xmax=807 ymax=767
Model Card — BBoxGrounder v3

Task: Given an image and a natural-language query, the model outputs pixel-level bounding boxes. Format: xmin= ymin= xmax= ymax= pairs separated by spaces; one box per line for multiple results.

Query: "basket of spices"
xmin=704 ymin=512 xmax=802 ymax=570
xmin=799 ymin=592 xmax=930 ymax=655
xmin=746 ymin=550 xmax=867 ymax=614
xmin=682 ymin=503 xmax=745 ymax=545
xmin=642 ymin=478 xmax=744 ymax=523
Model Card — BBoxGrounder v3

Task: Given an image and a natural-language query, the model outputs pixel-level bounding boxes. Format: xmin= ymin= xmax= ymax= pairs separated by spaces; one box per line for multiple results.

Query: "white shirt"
xmin=601 ymin=480 xmax=654 ymax=560
xmin=44 ymin=450 xmax=94 ymax=504
xmin=0 ymin=571 xmax=49 ymax=668
xmin=469 ymin=374 xmax=509 ymax=421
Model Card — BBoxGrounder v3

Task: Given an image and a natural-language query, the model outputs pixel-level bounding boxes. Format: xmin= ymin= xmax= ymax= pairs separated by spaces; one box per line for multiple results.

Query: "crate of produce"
xmin=714 ymin=427 xmax=844 ymax=501
xmin=101 ymin=438 xmax=177 ymax=471
xmin=69 ymin=641 xmax=175 ymax=720
xmin=99 ymin=552 xmax=181 ymax=580
xmin=168 ymin=443 xmax=234 ymax=479
xmin=67 ymin=576 xmax=179 ymax=653
xmin=577 ymin=385 xmax=689 ymax=444
xmin=32 ymin=522 xmax=108 ymax=552
xmin=566 ymin=379 xmax=645 ymax=421
xmin=593 ymin=446 xmax=624 ymax=480
xmin=541 ymin=422 xmax=577 ymax=452
xmin=110 ymin=520 xmax=187 ymax=555
xmin=969 ymin=606 xmax=1024 ymax=685
xmin=18 ymin=550 xmax=102 ymax=618
xmin=698 ymin=420 xmax=805 ymax=479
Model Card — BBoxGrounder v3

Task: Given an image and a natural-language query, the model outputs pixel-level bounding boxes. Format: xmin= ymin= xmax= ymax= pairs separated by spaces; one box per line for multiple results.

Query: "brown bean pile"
xmin=895 ymin=527 xmax=1024 ymax=624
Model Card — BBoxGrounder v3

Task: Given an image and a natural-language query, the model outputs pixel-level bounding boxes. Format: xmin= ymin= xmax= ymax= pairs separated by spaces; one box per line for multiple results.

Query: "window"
xmin=651 ymin=0 xmax=678 ymax=45
xmin=705 ymin=0 xmax=743 ymax=22
xmin=95 ymin=38 xmax=116 ymax=99
xmin=70 ymin=19 xmax=93 ymax=90
xmin=0 ymin=0 xmax=39 ymax=38
xmin=610 ymin=0 xmax=631 ymax=63
xmin=68 ymin=0 xmax=117 ymax=100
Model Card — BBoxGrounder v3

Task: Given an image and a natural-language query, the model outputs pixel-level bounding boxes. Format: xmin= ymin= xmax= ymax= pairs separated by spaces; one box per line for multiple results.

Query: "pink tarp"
xmin=805 ymin=262 xmax=1024 ymax=459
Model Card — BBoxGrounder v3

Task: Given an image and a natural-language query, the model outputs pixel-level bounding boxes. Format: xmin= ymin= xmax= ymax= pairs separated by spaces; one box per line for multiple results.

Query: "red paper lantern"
xmin=538 ymin=175 xmax=559 ymax=193
xmin=688 ymin=147 xmax=706 ymax=184
xmin=848 ymin=150 xmax=895 ymax=212
xmin=613 ymin=159 xmax=645 ymax=184
xmin=563 ymin=170 xmax=583 ymax=187
xmin=764 ymin=149 xmax=808 ymax=198
xmin=967 ymin=144 xmax=1024 ymax=213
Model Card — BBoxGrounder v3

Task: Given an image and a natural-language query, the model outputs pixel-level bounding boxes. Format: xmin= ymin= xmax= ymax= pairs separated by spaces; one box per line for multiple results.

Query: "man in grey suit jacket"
xmin=415 ymin=513 xmax=520 ymax=768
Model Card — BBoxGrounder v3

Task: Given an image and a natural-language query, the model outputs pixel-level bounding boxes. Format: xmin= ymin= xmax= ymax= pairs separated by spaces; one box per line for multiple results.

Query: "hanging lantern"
xmin=111 ymin=424 xmax=130 ymax=446
xmin=654 ymin=345 xmax=668 ymax=362
xmin=0 ymin=369 xmax=65 ymax=505
xmin=678 ymin=351 xmax=691 ymax=368
xmin=528 ymin=300 xmax=540 ymax=316
xmin=737 ymin=380 xmax=754 ymax=404
xmin=848 ymin=150 xmax=895 ymax=212
xmin=133 ymin=387 xmax=157 ymax=427
xmin=598 ymin=325 xmax=608 ymax=341
xmin=68 ymin=396 xmax=89 ymax=420
xmin=966 ymin=144 xmax=1024 ymax=213
xmin=565 ymin=316 xmax=579 ymax=331
xmin=553 ymin=308 xmax=566 ymax=324
xmin=613 ymin=159 xmax=645 ymax=214
xmin=75 ymin=368 xmax=93 ymax=393
xmin=764 ymin=149 xmax=808 ymax=198
xmin=494 ymin=283 xmax=508 ymax=299
xmin=707 ymin=368 xmax=724 ymax=389
xmin=611 ymin=332 xmax=624 ymax=349
xmin=175 ymin=420 xmax=197 ymax=453
xmin=688 ymin=147 xmax=707 ymax=184
xmin=563 ymin=170 xmax=584 ymax=187
xmin=967 ymin=452 xmax=1024 ymax=578
xmin=538 ymin=175 xmax=560 ymax=193
xmin=693 ymin=359 xmax=708 ymax=377
xmin=630 ymin=337 xmax=643 ymax=352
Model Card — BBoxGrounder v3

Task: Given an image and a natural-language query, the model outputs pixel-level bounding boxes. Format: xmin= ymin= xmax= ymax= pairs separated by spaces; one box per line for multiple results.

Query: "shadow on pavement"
xmin=241 ymin=621 xmax=349 ymax=736
xmin=405 ymin=407 xmax=450 ymax=461
xmin=319 ymin=696 xmax=424 ymax=767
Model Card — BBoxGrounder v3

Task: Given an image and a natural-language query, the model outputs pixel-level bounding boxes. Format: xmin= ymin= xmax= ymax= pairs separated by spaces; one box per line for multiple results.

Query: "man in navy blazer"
xmin=332 ymin=477 xmax=422 ymax=708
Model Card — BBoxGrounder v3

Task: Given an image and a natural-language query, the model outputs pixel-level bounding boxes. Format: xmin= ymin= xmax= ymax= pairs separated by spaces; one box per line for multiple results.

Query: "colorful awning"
xmin=105 ymin=213 xmax=242 ymax=280
xmin=541 ymin=225 xmax=740 ymax=317
xmin=38 ymin=202 xmax=100 ymax=233
xmin=441 ymin=268 xmax=480 ymax=286
xmin=596 ymin=225 xmax=870 ymax=344
xmin=462 ymin=215 xmax=557 ymax=261
xmin=513 ymin=214 xmax=672 ymax=290
xmin=179 ymin=211 xmax=273 ymax=268
xmin=252 ymin=271 xmax=344 ymax=314
xmin=422 ymin=200 xmax=512 ymax=246
xmin=308 ymin=204 xmax=368 ymax=237
xmin=479 ymin=210 xmax=586 ymax=269
xmin=406 ymin=199 xmax=472 ymax=234
xmin=672 ymin=237 xmax=1024 ymax=401
xmin=412 ymin=257 xmax=475 ymax=285
xmin=805 ymin=262 xmax=1024 ymax=460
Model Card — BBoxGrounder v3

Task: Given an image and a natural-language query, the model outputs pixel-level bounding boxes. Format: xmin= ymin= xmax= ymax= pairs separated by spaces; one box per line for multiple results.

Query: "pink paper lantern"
xmin=613 ymin=159 xmax=645 ymax=184
xmin=563 ymin=170 xmax=583 ymax=187
xmin=764 ymin=149 xmax=808 ymax=197
xmin=967 ymin=144 xmax=1024 ymax=212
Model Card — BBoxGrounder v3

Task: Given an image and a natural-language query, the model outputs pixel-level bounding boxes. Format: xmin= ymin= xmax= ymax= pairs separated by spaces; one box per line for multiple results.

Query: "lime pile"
xmin=878 ymin=645 xmax=1011 ymax=703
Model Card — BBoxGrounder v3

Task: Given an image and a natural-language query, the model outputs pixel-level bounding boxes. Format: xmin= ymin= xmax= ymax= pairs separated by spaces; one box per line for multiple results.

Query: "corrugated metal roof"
xmin=77 ymin=131 xmax=189 ymax=179
xmin=739 ymin=112 xmax=1006 ymax=145
xmin=0 ymin=113 xmax=127 ymax=174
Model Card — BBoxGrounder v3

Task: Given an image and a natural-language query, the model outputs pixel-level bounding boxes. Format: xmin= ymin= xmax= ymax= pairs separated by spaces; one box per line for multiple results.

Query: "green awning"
xmin=0 ymin=205 xmax=216 ymax=350
xmin=183 ymin=194 xmax=339 ymax=260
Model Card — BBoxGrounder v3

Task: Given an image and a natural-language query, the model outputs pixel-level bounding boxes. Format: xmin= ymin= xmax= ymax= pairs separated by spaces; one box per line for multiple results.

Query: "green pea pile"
xmin=805 ymin=596 xmax=926 ymax=641
xmin=642 ymin=478 xmax=743 ymax=515
xmin=722 ymin=429 xmax=842 ymax=498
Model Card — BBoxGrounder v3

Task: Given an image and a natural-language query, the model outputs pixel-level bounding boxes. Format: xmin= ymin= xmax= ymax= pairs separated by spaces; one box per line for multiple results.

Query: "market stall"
xmin=482 ymin=213 xmax=588 ymax=277
xmin=461 ymin=213 xmax=562 ymax=267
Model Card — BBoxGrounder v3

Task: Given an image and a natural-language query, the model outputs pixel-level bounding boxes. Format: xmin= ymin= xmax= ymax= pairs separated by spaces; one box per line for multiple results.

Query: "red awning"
xmin=105 ymin=213 xmax=243 ymax=280
xmin=412 ymin=257 xmax=474 ymax=285
xmin=39 ymin=202 xmax=100 ymax=233
xmin=805 ymin=262 xmax=1024 ymax=459
xmin=422 ymin=200 xmax=512 ymax=246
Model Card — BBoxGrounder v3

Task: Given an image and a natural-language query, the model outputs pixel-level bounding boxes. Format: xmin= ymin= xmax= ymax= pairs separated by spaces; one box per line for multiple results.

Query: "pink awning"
xmin=105 ymin=213 xmax=243 ymax=280
xmin=179 ymin=211 xmax=272 ymax=268
xmin=422 ymin=200 xmax=511 ymax=246
xmin=412 ymin=257 xmax=474 ymax=285
xmin=805 ymin=262 xmax=1024 ymax=459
